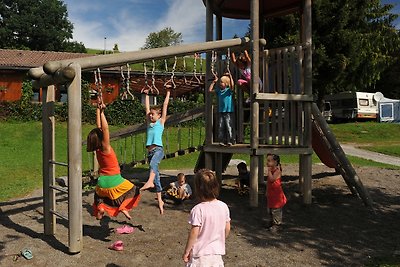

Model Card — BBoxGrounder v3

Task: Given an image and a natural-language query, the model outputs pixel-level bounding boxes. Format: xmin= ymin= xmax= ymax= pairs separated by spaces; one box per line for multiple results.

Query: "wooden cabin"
xmin=0 ymin=49 xmax=203 ymax=103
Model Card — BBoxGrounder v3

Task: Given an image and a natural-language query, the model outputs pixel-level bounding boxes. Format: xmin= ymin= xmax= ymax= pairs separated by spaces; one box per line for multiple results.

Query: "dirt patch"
xmin=1 ymin=164 xmax=399 ymax=267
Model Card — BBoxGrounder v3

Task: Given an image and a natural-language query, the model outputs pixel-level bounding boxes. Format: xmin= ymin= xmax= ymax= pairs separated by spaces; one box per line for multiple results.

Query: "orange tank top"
xmin=96 ymin=147 xmax=120 ymax=175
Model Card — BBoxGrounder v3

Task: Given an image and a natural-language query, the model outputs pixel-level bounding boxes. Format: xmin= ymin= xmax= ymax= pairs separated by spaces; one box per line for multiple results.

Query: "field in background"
xmin=0 ymin=121 xmax=399 ymax=201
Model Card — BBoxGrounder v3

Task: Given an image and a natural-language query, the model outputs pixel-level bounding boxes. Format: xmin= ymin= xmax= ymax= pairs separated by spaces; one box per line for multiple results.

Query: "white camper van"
xmin=324 ymin=92 xmax=379 ymax=121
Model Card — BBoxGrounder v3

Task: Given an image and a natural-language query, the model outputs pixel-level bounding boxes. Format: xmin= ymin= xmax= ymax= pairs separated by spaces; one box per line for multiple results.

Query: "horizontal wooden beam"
xmin=255 ymin=93 xmax=313 ymax=102
xmin=203 ymin=144 xmax=253 ymax=154
xmin=202 ymin=144 xmax=312 ymax=155
xmin=255 ymin=146 xmax=313 ymax=155
xmin=29 ymin=37 xmax=251 ymax=79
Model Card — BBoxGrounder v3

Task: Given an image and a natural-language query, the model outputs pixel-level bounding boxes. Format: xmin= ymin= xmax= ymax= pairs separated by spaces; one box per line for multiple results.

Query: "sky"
xmin=63 ymin=0 xmax=400 ymax=52
xmin=63 ymin=0 xmax=249 ymax=51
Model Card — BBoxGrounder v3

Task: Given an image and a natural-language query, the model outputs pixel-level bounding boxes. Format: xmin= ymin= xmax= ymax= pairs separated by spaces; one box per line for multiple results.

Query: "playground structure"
xmin=27 ymin=0 xmax=372 ymax=254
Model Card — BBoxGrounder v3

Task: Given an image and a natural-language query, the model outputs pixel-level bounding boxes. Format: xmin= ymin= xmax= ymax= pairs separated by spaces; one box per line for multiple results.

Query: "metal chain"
xmin=120 ymin=65 xmax=127 ymax=100
xmin=126 ymin=63 xmax=134 ymax=99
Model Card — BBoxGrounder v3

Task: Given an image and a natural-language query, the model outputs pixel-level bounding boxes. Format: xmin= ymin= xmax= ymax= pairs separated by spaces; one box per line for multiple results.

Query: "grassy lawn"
xmin=1 ymin=120 xmax=399 ymax=201
xmin=329 ymin=122 xmax=400 ymax=157
xmin=361 ymin=145 xmax=400 ymax=158
xmin=0 ymin=121 xmax=122 ymax=201
xmin=329 ymin=121 xmax=400 ymax=145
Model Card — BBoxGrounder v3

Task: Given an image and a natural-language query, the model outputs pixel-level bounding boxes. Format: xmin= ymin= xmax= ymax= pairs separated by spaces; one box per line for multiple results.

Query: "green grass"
xmin=329 ymin=122 xmax=400 ymax=145
xmin=347 ymin=155 xmax=400 ymax=169
xmin=362 ymin=145 xmax=400 ymax=158
xmin=328 ymin=122 xmax=400 ymax=157
xmin=0 ymin=121 xmax=123 ymax=201
xmin=1 ymin=120 xmax=399 ymax=201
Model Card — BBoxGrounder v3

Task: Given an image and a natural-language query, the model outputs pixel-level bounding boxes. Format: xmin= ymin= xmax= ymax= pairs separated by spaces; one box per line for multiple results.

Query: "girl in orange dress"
xmin=87 ymin=103 xmax=140 ymax=220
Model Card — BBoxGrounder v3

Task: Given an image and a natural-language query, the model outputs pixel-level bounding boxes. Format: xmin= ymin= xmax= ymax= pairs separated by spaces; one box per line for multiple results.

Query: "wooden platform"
xmin=203 ymin=143 xmax=312 ymax=155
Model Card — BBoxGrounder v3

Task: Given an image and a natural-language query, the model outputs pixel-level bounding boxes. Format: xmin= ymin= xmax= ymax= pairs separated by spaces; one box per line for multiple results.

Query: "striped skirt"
xmin=93 ymin=174 xmax=141 ymax=218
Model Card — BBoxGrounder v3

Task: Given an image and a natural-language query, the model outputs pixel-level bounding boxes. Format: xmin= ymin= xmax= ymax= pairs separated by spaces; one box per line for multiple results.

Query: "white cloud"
xmin=156 ymin=0 xmax=206 ymax=44
xmin=65 ymin=0 xmax=248 ymax=51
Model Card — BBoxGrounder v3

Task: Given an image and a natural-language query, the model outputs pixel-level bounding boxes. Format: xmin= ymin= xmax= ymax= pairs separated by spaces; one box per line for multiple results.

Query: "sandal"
xmin=108 ymin=240 xmax=124 ymax=251
xmin=115 ymin=225 xmax=135 ymax=234
xmin=21 ymin=249 xmax=33 ymax=260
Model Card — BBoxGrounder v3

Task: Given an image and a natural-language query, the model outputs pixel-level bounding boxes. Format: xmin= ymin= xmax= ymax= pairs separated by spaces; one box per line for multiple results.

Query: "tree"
xmin=142 ymin=27 xmax=183 ymax=49
xmin=62 ymin=41 xmax=87 ymax=53
xmin=0 ymin=0 xmax=85 ymax=52
xmin=142 ymin=27 xmax=183 ymax=70
xmin=247 ymin=0 xmax=400 ymax=101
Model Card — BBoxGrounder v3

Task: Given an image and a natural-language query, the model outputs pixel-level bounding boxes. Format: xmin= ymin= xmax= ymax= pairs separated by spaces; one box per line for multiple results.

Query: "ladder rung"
xmin=49 ymin=160 xmax=68 ymax=167
xmin=50 ymin=209 xmax=68 ymax=220
xmin=49 ymin=185 xmax=68 ymax=194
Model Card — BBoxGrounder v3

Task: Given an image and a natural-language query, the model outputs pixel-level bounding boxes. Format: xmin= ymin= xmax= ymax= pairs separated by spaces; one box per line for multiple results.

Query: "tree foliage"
xmin=0 ymin=0 xmax=85 ymax=52
xmin=248 ymin=0 xmax=400 ymax=100
xmin=142 ymin=27 xmax=183 ymax=50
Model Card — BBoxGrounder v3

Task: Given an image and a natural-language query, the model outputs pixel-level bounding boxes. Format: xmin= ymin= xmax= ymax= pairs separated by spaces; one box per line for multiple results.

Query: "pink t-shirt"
xmin=188 ymin=200 xmax=231 ymax=257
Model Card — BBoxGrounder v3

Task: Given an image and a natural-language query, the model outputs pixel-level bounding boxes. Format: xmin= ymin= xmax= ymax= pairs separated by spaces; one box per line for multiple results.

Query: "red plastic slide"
xmin=312 ymin=123 xmax=337 ymax=168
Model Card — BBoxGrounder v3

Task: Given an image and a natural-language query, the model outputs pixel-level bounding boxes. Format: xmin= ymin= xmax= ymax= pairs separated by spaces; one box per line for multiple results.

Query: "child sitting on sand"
xmin=163 ymin=173 xmax=192 ymax=204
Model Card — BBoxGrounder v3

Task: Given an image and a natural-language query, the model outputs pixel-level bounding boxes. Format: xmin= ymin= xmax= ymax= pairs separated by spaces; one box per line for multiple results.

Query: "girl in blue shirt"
xmin=141 ymin=88 xmax=171 ymax=214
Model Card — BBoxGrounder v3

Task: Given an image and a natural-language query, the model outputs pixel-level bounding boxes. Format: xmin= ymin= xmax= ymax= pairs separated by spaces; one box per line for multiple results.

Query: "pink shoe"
xmin=115 ymin=225 xmax=135 ymax=234
xmin=108 ymin=240 xmax=124 ymax=251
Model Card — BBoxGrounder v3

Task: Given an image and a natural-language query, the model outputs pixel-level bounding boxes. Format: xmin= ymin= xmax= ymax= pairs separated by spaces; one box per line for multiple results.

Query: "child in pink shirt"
xmin=183 ymin=169 xmax=231 ymax=266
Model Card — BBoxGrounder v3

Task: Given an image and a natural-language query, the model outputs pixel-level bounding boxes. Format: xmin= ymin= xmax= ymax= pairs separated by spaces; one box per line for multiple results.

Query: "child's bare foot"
xmin=96 ymin=208 xmax=105 ymax=220
xmin=140 ymin=182 xmax=155 ymax=191
xmin=121 ymin=210 xmax=132 ymax=220
xmin=158 ymin=200 xmax=164 ymax=215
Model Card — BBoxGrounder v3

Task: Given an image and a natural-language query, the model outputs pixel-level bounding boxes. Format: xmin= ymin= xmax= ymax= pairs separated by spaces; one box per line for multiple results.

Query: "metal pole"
xmin=42 ymin=85 xmax=56 ymax=235
xmin=300 ymin=0 xmax=313 ymax=204
xmin=67 ymin=63 xmax=82 ymax=253
xmin=205 ymin=0 xmax=214 ymax=170
xmin=250 ymin=0 xmax=260 ymax=207
xmin=104 ymin=37 xmax=107 ymax=55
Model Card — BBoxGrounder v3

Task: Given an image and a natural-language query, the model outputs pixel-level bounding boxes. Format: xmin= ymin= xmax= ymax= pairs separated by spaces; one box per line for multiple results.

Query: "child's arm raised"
xmin=144 ymin=93 xmax=151 ymax=119
xmin=228 ymin=72 xmax=235 ymax=90
xmin=99 ymin=104 xmax=111 ymax=153
xmin=231 ymin=51 xmax=237 ymax=64
xmin=160 ymin=89 xmax=170 ymax=125
xmin=244 ymin=50 xmax=251 ymax=63
xmin=182 ymin=226 xmax=200 ymax=263
xmin=208 ymin=74 xmax=218 ymax=92
xmin=96 ymin=105 xmax=102 ymax=129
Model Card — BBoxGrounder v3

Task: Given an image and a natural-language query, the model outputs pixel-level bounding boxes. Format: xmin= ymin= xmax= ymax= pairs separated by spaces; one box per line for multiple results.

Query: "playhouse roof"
xmin=202 ymin=0 xmax=302 ymax=19
xmin=0 ymin=49 xmax=92 ymax=70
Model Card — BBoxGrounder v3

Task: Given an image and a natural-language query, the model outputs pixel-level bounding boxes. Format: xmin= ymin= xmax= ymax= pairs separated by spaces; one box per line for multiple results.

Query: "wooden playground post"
xmin=215 ymin=14 xmax=223 ymax=180
xmin=300 ymin=0 xmax=313 ymax=204
xmin=42 ymin=85 xmax=56 ymax=235
xmin=67 ymin=63 xmax=83 ymax=253
xmin=205 ymin=0 xmax=214 ymax=170
xmin=250 ymin=0 xmax=260 ymax=207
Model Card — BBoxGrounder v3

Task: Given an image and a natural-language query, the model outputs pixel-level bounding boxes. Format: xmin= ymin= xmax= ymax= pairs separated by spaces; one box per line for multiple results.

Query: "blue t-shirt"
xmin=216 ymin=87 xmax=234 ymax=113
xmin=146 ymin=119 xmax=164 ymax=147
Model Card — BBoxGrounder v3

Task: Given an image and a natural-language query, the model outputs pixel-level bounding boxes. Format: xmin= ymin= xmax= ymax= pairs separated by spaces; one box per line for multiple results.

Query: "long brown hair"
xmin=86 ymin=128 xmax=103 ymax=152
xmin=194 ymin=169 xmax=220 ymax=202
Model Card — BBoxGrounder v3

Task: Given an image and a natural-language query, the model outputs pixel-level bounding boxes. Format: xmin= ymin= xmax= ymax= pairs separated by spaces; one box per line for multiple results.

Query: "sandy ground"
xmin=1 ymin=164 xmax=399 ymax=267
